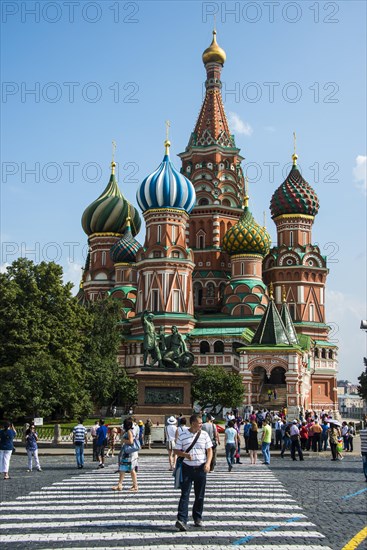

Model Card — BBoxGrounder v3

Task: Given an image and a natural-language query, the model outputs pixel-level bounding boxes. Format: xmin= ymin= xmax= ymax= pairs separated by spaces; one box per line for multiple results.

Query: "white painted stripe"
xmin=0 ymin=511 xmax=307 ymax=521
xmin=11 ymin=495 xmax=298 ymax=504
xmin=0 ymin=503 xmax=303 ymax=511
xmin=0 ymin=531 xmax=326 ymax=543
xmin=1 ymin=520 xmax=316 ymax=530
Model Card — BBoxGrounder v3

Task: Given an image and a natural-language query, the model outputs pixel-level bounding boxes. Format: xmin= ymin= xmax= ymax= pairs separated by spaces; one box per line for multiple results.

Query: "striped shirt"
xmin=360 ymin=429 xmax=367 ymax=454
xmin=73 ymin=424 xmax=87 ymax=443
xmin=176 ymin=429 xmax=212 ymax=466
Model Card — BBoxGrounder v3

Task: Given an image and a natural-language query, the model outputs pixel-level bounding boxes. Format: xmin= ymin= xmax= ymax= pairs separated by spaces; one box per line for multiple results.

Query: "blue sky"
xmin=1 ymin=0 xmax=366 ymax=382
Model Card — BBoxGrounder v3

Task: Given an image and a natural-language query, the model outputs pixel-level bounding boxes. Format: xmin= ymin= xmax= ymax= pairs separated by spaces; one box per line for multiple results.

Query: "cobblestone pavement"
xmin=0 ymin=452 xmax=366 ymax=549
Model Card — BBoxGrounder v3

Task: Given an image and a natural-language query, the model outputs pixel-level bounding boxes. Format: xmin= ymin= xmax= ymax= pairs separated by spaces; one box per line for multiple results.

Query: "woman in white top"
xmin=165 ymin=416 xmax=177 ymax=471
xmin=225 ymin=420 xmax=240 ymax=472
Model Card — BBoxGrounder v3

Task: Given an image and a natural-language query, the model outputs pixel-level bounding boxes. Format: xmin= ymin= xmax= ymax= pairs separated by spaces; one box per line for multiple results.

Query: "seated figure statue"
xmin=163 ymin=326 xmax=193 ymax=369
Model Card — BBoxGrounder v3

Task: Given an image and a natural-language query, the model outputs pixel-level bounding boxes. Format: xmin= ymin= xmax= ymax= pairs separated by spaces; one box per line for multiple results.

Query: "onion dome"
xmin=137 ymin=140 xmax=196 ymax=213
xmin=222 ymin=207 xmax=271 ymax=256
xmin=202 ymin=30 xmax=226 ymax=65
xmin=222 ymin=184 xmax=271 ymax=255
xmin=270 ymin=154 xmax=319 ymax=219
xmin=110 ymin=218 xmax=141 ymax=263
xmin=82 ymin=162 xmax=141 ymax=236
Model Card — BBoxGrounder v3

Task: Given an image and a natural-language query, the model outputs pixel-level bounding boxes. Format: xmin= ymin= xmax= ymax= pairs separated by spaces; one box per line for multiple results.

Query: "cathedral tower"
xmin=179 ymin=31 xmax=245 ymax=313
xmin=133 ymin=137 xmax=196 ymax=334
xmin=263 ymin=150 xmax=328 ymax=336
xmin=81 ymin=158 xmax=141 ymax=301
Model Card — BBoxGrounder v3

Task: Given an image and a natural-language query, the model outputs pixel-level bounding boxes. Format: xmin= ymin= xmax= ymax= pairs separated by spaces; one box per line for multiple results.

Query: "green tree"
xmin=191 ymin=364 xmax=244 ymax=413
xmin=357 ymin=359 xmax=367 ymax=400
xmin=82 ymin=298 xmax=137 ymax=411
xmin=0 ymin=258 xmax=91 ymax=419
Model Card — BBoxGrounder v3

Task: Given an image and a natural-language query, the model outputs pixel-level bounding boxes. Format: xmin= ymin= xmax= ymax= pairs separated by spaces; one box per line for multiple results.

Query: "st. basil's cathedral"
xmin=78 ymin=31 xmax=338 ymax=418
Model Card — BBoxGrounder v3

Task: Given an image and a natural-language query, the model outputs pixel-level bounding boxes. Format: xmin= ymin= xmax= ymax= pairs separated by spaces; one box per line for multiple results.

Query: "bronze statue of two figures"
xmin=142 ymin=311 xmax=194 ymax=370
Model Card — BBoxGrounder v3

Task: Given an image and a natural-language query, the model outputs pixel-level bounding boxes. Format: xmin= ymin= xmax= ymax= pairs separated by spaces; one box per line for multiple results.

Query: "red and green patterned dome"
xmin=270 ymin=156 xmax=319 ymax=219
xmin=82 ymin=162 xmax=141 ymax=237
xmin=110 ymin=220 xmax=141 ymax=263
xmin=222 ymin=206 xmax=271 ymax=256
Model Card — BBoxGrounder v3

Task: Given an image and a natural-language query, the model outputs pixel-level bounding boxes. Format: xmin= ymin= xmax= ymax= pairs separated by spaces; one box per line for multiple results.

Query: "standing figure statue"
xmin=142 ymin=311 xmax=162 ymax=368
xmin=163 ymin=325 xmax=193 ymax=369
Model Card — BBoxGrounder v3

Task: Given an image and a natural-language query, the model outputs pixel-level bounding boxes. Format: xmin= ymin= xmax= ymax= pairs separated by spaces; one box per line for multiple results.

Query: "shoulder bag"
xmin=123 ymin=432 xmax=142 ymax=455
xmin=173 ymin=430 xmax=201 ymax=489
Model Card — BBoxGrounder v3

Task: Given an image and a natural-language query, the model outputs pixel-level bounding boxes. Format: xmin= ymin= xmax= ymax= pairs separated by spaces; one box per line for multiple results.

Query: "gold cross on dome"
xmin=293 ymin=131 xmax=296 ymax=155
xmin=112 ymin=140 xmax=117 ymax=162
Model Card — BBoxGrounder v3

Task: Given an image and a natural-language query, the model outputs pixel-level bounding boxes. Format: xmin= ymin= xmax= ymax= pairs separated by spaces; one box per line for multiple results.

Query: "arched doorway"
xmin=252 ymin=366 xmax=267 ymax=383
xmin=269 ymin=367 xmax=286 ymax=385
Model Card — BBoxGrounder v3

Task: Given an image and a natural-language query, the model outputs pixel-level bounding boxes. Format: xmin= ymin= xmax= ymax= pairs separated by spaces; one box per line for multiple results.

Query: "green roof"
xmin=251 ymin=299 xmax=293 ymax=346
xmin=189 ymin=327 xmax=254 ymax=340
xmin=313 ymin=340 xmax=338 ymax=348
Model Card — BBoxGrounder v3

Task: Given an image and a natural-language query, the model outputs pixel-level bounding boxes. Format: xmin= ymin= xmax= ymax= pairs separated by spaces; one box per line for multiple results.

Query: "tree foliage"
xmin=0 ymin=258 xmax=91 ymax=418
xmin=191 ymin=364 xmax=244 ymax=413
xmin=82 ymin=299 xmax=137 ymax=410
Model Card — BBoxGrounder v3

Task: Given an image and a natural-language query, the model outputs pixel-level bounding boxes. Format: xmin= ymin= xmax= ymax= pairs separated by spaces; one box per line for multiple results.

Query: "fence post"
xmin=53 ymin=424 xmax=61 ymax=445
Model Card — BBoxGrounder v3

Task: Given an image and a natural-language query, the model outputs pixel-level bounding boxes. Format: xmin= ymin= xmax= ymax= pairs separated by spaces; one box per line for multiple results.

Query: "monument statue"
xmin=142 ymin=312 xmax=194 ymax=369
xmin=142 ymin=311 xmax=162 ymax=368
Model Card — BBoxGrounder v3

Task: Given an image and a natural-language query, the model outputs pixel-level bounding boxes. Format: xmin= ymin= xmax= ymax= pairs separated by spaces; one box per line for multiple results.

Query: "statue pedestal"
xmin=133 ymin=368 xmax=194 ymax=417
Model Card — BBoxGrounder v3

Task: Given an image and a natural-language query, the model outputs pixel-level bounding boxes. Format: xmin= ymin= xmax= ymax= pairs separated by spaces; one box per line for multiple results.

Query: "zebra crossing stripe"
xmin=0 ymin=456 xmax=332 ymax=549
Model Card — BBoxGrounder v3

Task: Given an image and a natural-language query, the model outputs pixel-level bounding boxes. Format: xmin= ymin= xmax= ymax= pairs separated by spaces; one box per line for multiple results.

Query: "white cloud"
xmin=353 ymin=155 xmax=367 ymax=194
xmin=326 ymin=289 xmax=366 ymax=383
xmin=228 ymin=112 xmax=253 ymax=136
xmin=63 ymin=260 xmax=84 ymax=295
xmin=0 ymin=262 xmax=10 ymax=274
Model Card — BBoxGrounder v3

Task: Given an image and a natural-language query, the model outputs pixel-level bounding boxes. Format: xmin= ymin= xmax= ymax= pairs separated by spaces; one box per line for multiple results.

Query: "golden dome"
xmin=202 ymin=30 xmax=226 ymax=65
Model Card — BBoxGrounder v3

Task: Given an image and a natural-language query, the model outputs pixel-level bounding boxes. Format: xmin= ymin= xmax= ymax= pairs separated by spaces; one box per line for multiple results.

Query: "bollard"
xmin=53 ymin=423 xmax=61 ymax=445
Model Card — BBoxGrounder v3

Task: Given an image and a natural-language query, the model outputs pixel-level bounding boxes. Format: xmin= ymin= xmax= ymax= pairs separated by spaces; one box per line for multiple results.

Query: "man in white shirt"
xmin=174 ymin=414 xmax=213 ymax=531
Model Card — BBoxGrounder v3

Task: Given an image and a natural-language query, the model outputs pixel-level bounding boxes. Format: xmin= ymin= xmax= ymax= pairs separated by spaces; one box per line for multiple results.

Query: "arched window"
xmin=321 ymin=348 xmax=327 ymax=359
xmin=199 ymin=198 xmax=209 ymax=206
xmin=328 ymin=349 xmax=333 ymax=359
xmin=241 ymin=262 xmax=245 ymax=275
xmin=157 ymin=225 xmax=161 ymax=243
xmin=101 ymin=251 xmax=106 ymax=266
xmin=200 ymin=341 xmax=210 ymax=354
xmin=214 ymin=340 xmax=224 ymax=353
xmin=194 ymin=282 xmax=203 ymax=307
xmin=222 ymin=198 xmax=231 ymax=206
xmin=289 ymin=231 xmax=293 ymax=247
xmin=172 ymin=225 xmax=176 ymax=243
xmin=197 ymin=231 xmax=205 ymax=249
xmin=314 ymin=348 xmax=319 ymax=358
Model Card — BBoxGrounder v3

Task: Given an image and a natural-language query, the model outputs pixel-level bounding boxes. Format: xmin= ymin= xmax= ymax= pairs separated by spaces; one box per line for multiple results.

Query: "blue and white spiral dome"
xmin=137 ymin=141 xmax=196 ymax=213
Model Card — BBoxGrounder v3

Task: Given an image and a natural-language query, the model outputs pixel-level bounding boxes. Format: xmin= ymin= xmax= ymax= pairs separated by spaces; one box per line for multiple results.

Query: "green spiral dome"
xmin=81 ymin=167 xmax=141 ymax=237
xmin=222 ymin=207 xmax=271 ymax=256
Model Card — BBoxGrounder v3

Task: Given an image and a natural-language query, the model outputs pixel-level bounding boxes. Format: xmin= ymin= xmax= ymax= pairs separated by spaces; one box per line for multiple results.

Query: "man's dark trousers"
xmin=291 ymin=438 xmax=304 ymax=460
xmin=177 ymin=463 xmax=207 ymax=525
